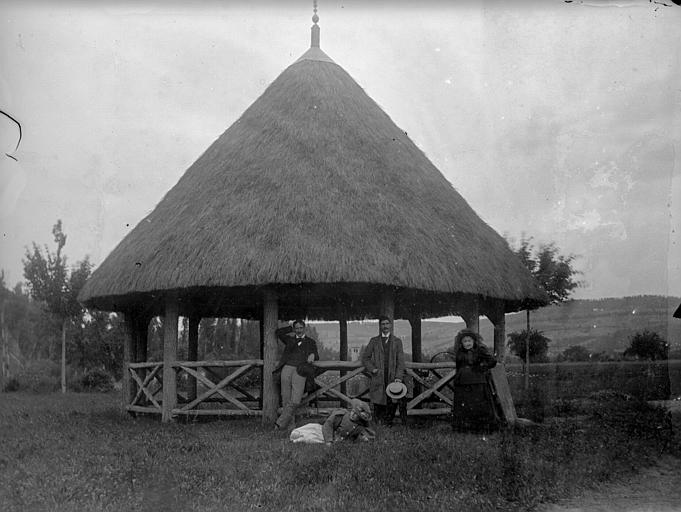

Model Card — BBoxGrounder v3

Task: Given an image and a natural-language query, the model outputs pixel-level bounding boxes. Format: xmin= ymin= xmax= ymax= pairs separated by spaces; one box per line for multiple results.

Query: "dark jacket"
xmin=361 ymin=334 xmax=405 ymax=405
xmin=275 ymin=326 xmax=319 ymax=370
xmin=454 ymin=343 xmax=496 ymax=385
xmin=322 ymin=409 xmax=376 ymax=443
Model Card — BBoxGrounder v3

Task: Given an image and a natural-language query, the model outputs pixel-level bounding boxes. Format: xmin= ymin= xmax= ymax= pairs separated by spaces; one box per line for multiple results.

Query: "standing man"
xmin=361 ymin=316 xmax=406 ymax=426
xmin=274 ymin=320 xmax=319 ymax=430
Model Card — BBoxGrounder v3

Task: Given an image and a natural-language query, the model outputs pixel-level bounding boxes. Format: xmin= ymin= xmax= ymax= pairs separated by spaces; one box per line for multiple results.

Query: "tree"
xmin=507 ymin=234 xmax=581 ymax=387
xmin=532 ymin=243 xmax=580 ymax=304
xmin=22 ymin=220 xmax=91 ymax=392
xmin=624 ymin=330 xmax=668 ymax=361
xmin=560 ymin=345 xmax=591 ymax=362
xmin=508 ymin=235 xmax=580 ymax=306
xmin=507 ymin=328 xmax=550 ymax=364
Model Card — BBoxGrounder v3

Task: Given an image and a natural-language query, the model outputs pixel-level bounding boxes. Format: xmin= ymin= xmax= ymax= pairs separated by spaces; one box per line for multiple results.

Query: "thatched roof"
xmin=79 ymin=37 xmax=547 ymax=319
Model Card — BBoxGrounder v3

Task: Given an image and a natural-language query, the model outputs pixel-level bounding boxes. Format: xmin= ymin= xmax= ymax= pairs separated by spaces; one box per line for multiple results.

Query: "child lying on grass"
xmin=289 ymin=399 xmax=376 ymax=445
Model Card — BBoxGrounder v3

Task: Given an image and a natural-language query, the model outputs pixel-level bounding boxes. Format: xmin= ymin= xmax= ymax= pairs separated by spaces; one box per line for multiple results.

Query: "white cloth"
xmin=289 ymin=423 xmax=325 ymax=444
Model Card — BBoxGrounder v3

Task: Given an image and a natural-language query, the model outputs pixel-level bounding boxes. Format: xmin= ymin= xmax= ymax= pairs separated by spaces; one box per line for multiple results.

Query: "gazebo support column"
xmin=259 ymin=313 xmax=264 ymax=410
xmin=132 ymin=315 xmax=149 ymax=406
xmin=134 ymin=316 xmax=148 ymax=364
xmin=379 ymin=287 xmax=395 ymax=324
xmin=262 ymin=288 xmax=279 ymax=425
xmin=409 ymin=314 xmax=423 ymax=398
xmin=409 ymin=315 xmax=422 ymax=363
xmin=485 ymin=300 xmax=506 ymax=360
xmin=187 ymin=314 xmax=200 ymax=402
xmin=122 ymin=313 xmax=137 ymax=411
xmin=339 ymin=310 xmax=348 ymax=396
xmin=459 ymin=297 xmax=480 ymax=333
xmin=162 ymin=297 xmax=179 ymax=423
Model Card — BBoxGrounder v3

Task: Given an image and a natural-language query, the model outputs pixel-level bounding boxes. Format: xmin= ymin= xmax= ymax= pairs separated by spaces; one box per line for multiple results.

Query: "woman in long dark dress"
xmin=451 ymin=328 xmax=500 ymax=433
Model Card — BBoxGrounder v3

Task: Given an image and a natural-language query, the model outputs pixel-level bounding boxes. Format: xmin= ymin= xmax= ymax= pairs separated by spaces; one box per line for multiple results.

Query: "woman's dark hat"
xmin=455 ymin=328 xmax=482 ymax=346
xmin=296 ymin=362 xmax=317 ymax=378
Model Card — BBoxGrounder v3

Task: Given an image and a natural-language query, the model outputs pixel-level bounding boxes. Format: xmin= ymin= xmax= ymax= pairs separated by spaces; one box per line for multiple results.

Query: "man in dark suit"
xmin=361 ymin=316 xmax=406 ymax=426
xmin=274 ymin=319 xmax=319 ymax=430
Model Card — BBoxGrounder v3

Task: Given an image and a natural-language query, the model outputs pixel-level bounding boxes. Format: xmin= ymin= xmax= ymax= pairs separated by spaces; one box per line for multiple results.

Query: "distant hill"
xmin=312 ymin=295 xmax=681 ymax=359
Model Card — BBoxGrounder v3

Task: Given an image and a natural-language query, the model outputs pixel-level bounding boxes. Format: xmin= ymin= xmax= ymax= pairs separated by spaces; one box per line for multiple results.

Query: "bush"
xmin=80 ymin=368 xmax=114 ymax=392
xmin=3 ymin=377 xmax=21 ymax=392
xmin=624 ymin=329 xmax=668 ymax=360
xmin=5 ymin=359 xmax=60 ymax=392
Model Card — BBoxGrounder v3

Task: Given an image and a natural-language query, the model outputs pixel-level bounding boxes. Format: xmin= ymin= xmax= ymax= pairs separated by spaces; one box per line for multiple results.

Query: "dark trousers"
xmin=374 ymin=399 xmax=407 ymax=426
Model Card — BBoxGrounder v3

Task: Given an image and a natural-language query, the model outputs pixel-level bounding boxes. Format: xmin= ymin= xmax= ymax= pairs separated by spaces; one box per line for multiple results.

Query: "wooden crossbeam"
xmin=172 ymin=408 xmax=263 ymax=417
xmin=406 ymin=368 xmax=452 ymax=407
xmin=177 ymin=359 xmax=263 ymax=368
xmin=427 ymin=369 xmax=456 ymax=393
xmin=353 ymin=386 xmax=370 ymax=399
xmin=178 ymin=364 xmax=254 ymax=412
xmin=300 ymin=366 xmax=366 ymax=406
xmin=129 ymin=365 xmax=162 ymax=410
xmin=407 ymin=369 xmax=457 ymax=409
xmin=126 ymin=405 xmax=162 ymax=415
xmin=204 ymin=367 xmax=258 ymax=402
xmin=130 ymin=363 xmax=162 ymax=405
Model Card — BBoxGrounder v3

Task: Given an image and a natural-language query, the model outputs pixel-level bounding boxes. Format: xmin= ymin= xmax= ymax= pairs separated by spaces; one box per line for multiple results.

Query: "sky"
xmin=1 ymin=0 xmax=680 ymax=301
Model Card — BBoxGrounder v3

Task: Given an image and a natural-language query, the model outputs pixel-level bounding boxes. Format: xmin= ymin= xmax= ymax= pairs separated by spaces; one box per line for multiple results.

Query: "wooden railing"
xmin=125 ymin=359 xmax=456 ymax=418
xmin=301 ymin=361 xmax=457 ymax=416
xmin=127 ymin=361 xmax=163 ymax=415
xmin=174 ymin=360 xmax=263 ymax=417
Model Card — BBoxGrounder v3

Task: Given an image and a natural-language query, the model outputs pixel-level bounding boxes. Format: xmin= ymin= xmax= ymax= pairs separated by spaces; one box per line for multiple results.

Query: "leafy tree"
xmin=507 ymin=234 xmax=580 ymax=386
xmin=624 ymin=330 xmax=668 ymax=361
xmin=22 ymin=220 xmax=91 ymax=392
xmin=560 ymin=345 xmax=591 ymax=362
xmin=507 ymin=328 xmax=550 ymax=364
xmin=508 ymin=235 xmax=580 ymax=306
xmin=533 ymin=243 xmax=580 ymax=304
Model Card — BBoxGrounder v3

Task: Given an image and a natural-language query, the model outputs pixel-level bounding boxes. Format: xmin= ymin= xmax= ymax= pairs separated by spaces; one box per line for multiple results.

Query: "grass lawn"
xmin=0 ymin=391 xmax=675 ymax=512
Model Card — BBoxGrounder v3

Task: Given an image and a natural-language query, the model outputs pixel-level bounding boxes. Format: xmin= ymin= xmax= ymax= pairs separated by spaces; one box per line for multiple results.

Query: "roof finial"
xmin=311 ymin=0 xmax=320 ymax=48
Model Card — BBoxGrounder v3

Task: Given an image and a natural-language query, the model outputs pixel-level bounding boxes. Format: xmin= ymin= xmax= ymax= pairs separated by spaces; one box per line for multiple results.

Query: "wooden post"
xmin=122 ymin=313 xmax=137 ymax=410
xmin=187 ymin=314 xmax=200 ymax=402
xmin=339 ymin=309 xmax=348 ymax=396
xmin=409 ymin=314 xmax=422 ymax=399
xmin=409 ymin=315 xmax=422 ymax=363
xmin=459 ymin=297 xmax=480 ymax=333
xmin=379 ymin=287 xmax=395 ymax=327
xmin=1 ymin=300 xmax=8 ymax=391
xmin=485 ymin=300 xmax=506 ymax=360
xmin=134 ymin=316 xmax=148 ymax=363
xmin=61 ymin=318 xmax=67 ymax=393
xmin=131 ymin=315 xmax=148 ymax=406
xmin=524 ymin=309 xmax=530 ymax=391
xmin=162 ymin=297 xmax=179 ymax=422
xmin=262 ymin=288 xmax=279 ymax=425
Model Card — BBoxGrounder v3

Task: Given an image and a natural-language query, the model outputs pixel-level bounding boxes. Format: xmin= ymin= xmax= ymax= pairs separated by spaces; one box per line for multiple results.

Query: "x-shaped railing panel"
xmin=129 ymin=363 xmax=163 ymax=410
xmin=176 ymin=363 xmax=255 ymax=412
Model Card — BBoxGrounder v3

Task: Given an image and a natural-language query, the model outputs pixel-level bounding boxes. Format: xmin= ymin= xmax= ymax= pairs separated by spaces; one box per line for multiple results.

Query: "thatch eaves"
xmin=79 ymin=45 xmax=547 ymax=318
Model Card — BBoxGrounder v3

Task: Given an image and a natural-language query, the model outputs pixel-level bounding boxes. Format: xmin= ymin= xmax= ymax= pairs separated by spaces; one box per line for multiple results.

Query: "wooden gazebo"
xmin=78 ymin=13 xmax=547 ymax=423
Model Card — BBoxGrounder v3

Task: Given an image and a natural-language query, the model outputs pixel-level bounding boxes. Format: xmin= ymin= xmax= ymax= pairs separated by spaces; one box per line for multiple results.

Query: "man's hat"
xmin=296 ymin=362 xmax=316 ymax=379
xmin=350 ymin=399 xmax=372 ymax=422
xmin=385 ymin=381 xmax=407 ymax=400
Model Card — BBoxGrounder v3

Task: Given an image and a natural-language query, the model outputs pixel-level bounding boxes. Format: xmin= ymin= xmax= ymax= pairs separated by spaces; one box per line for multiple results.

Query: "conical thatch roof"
xmin=79 ymin=39 xmax=547 ymax=319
